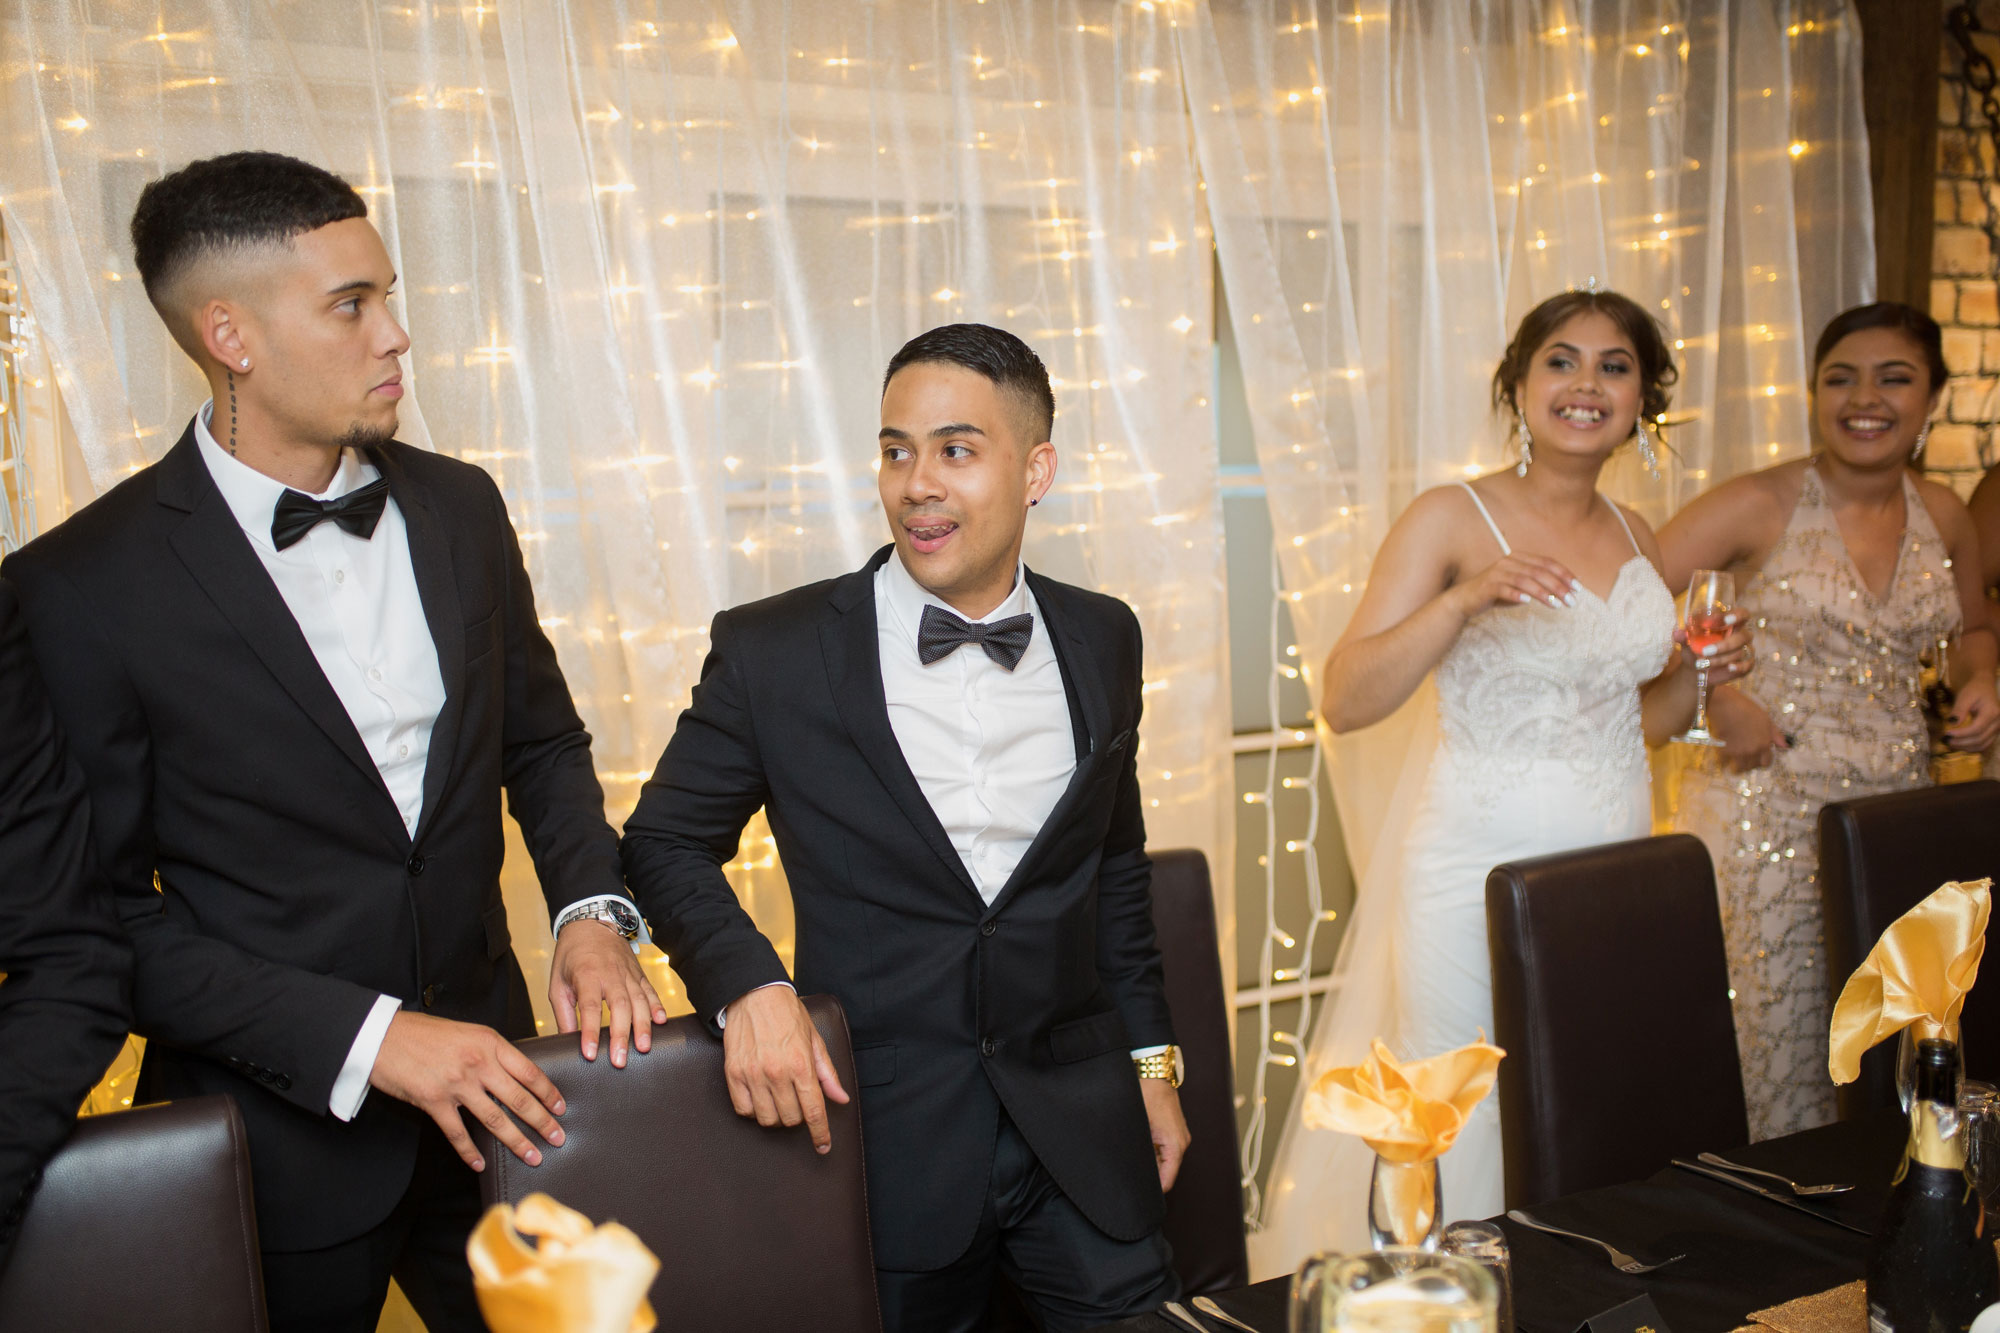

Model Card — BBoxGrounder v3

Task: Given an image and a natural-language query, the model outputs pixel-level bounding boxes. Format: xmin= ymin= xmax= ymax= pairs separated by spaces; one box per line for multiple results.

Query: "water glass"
xmin=1442 ymin=1221 xmax=1513 ymax=1333
xmin=1960 ymin=1080 xmax=2000 ymax=1208
xmin=1291 ymin=1248 xmax=1497 ymax=1333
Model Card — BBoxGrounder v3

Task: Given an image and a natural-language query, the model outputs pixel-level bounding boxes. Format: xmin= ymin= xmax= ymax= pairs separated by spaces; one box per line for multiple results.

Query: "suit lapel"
xmin=377 ymin=448 xmax=465 ymax=840
xmin=157 ymin=429 xmax=405 ymax=846
xmin=821 ymin=551 xmax=981 ymax=902
xmin=982 ymin=573 xmax=1116 ymax=917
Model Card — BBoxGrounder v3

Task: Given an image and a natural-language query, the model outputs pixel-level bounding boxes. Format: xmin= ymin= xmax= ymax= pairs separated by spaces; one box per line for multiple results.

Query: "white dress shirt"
xmin=725 ymin=553 xmax=1164 ymax=1059
xmin=194 ymin=405 xmax=441 ymax=1121
xmin=875 ymin=553 xmax=1075 ymax=902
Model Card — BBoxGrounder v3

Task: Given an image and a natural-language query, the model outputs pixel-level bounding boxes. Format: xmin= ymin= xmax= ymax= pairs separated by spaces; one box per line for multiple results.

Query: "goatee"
xmin=334 ymin=421 xmax=394 ymax=453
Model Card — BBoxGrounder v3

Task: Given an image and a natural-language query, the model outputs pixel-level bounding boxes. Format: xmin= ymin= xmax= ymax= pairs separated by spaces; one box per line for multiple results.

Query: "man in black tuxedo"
xmin=0 ymin=577 xmax=131 ymax=1268
xmin=623 ymin=324 xmax=1190 ymax=1331
xmin=3 ymin=152 xmax=665 ymax=1332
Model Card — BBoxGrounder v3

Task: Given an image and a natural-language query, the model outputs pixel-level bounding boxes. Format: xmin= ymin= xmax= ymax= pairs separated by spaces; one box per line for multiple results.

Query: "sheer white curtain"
xmin=1178 ymin=0 xmax=1873 ymax=1273
xmin=0 ymin=0 xmax=1236 ymax=1056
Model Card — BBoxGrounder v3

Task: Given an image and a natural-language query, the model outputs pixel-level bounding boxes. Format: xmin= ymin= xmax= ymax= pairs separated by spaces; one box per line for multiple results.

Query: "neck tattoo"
xmin=225 ymin=369 xmax=239 ymax=455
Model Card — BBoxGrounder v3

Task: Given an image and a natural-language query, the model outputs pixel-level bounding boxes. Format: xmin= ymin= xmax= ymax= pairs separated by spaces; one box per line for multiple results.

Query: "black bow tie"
xmin=918 ymin=603 xmax=1035 ymax=671
xmin=270 ymin=477 xmax=390 ymax=551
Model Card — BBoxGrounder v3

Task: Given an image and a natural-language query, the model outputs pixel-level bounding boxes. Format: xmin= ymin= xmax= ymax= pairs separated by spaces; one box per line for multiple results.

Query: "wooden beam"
xmin=1857 ymin=0 xmax=1944 ymax=309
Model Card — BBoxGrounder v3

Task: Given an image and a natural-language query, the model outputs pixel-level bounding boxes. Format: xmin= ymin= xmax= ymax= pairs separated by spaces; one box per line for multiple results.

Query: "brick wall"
xmin=1933 ymin=3 xmax=2000 ymax=496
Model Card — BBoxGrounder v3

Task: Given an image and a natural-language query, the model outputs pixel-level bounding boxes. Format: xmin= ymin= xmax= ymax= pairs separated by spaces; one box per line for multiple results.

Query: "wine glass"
xmin=1672 ymin=569 xmax=1735 ymax=747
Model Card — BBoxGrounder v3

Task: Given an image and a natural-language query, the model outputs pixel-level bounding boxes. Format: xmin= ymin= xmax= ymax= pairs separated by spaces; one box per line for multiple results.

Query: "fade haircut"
xmin=130 ymin=152 xmax=367 ymax=337
xmin=883 ymin=323 xmax=1057 ymax=444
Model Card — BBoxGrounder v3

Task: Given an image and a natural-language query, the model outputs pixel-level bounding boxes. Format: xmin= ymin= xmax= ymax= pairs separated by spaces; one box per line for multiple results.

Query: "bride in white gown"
xmin=1253 ymin=290 xmax=1755 ymax=1273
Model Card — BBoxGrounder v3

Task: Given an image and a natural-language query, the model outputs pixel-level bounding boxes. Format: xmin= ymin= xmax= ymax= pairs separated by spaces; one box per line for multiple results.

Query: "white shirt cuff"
xmin=553 ymin=894 xmax=652 ymax=952
xmin=1130 ymin=1045 xmax=1169 ymax=1058
xmin=330 ymin=993 xmax=402 ymax=1122
xmin=716 ymin=980 xmax=796 ymax=1028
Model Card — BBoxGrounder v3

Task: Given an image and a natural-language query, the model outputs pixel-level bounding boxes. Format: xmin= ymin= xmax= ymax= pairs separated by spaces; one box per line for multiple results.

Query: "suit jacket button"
xmin=980 ymin=1037 xmax=996 ymax=1057
xmin=980 ymin=921 xmax=997 ymax=937
xmin=276 ymin=1074 xmax=292 ymax=1091
xmin=406 ymin=854 xmax=426 ymax=876
xmin=422 ymin=984 xmax=439 ymax=1008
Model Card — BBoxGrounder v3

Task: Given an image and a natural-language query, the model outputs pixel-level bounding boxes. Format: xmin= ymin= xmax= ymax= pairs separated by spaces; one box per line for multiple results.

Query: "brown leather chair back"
xmin=1820 ymin=781 xmax=2000 ymax=1118
xmin=478 ymin=992 xmax=881 ymax=1333
xmin=0 ymin=1095 xmax=267 ymax=1332
xmin=1486 ymin=834 xmax=1748 ymax=1207
xmin=1148 ymin=849 xmax=1250 ymax=1293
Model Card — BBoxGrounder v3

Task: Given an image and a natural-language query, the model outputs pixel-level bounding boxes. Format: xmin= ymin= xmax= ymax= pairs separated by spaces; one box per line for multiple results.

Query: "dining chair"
xmin=987 ymin=848 xmax=1249 ymax=1331
xmin=1147 ymin=848 xmax=1251 ymax=1294
xmin=0 ymin=1094 xmax=268 ymax=1332
xmin=477 ymin=993 xmax=883 ymax=1333
xmin=1486 ymin=833 xmax=1749 ymax=1206
xmin=1820 ymin=779 xmax=2000 ymax=1117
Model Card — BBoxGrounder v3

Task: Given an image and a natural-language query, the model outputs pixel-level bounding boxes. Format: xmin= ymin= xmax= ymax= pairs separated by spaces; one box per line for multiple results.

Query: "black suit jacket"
xmin=1 ymin=423 xmax=626 ymax=1251
xmin=622 ymin=546 xmax=1176 ymax=1272
xmin=0 ymin=578 xmax=132 ymax=1266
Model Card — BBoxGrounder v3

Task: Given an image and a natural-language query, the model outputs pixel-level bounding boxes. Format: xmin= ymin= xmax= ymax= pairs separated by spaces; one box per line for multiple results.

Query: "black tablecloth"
xmin=1094 ymin=1113 xmax=1906 ymax=1333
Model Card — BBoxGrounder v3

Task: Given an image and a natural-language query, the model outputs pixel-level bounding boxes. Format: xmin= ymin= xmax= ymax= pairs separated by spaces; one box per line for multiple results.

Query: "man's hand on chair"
xmin=721 ymin=984 xmax=850 ymax=1154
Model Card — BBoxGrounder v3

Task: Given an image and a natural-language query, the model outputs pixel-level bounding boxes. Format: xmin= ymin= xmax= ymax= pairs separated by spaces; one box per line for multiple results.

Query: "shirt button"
xmin=398 ymin=744 xmax=410 ymax=758
xmin=334 ymin=570 xmax=346 ymax=584
xmin=369 ymin=667 xmax=383 ymax=681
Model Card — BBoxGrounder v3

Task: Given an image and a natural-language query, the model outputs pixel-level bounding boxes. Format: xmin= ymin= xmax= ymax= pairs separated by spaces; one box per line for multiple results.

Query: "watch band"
xmin=1132 ymin=1046 xmax=1185 ymax=1088
xmin=554 ymin=898 xmax=641 ymax=941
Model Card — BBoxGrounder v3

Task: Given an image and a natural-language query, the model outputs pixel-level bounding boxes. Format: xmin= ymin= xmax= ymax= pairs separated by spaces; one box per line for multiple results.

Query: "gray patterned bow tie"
xmin=917 ymin=603 xmax=1034 ymax=670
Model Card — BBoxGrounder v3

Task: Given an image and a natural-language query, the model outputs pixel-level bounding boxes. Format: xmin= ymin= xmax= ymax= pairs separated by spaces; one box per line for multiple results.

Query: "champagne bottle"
xmin=1867 ymin=1038 xmax=2000 ymax=1332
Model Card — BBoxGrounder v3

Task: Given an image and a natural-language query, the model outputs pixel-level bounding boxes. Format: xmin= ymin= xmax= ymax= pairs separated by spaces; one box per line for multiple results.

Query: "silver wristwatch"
xmin=553 ymin=898 xmax=642 ymax=941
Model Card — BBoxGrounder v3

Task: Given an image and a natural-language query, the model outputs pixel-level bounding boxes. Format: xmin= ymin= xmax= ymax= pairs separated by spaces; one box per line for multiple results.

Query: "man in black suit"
xmin=623 ymin=324 xmax=1190 ymax=1331
xmin=3 ymin=152 xmax=665 ymax=1332
xmin=0 ymin=577 xmax=131 ymax=1268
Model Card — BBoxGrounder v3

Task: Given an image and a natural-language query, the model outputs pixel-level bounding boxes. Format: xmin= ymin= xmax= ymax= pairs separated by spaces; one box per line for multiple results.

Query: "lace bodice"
xmin=1432 ymin=485 xmax=1677 ymax=814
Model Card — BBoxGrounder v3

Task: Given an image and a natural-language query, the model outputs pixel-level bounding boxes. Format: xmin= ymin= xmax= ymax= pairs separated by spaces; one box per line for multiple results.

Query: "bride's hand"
xmin=1706 ymin=683 xmax=1788 ymax=772
xmin=1451 ymin=553 xmax=1581 ymax=617
xmin=1672 ymin=618 xmax=1755 ymax=684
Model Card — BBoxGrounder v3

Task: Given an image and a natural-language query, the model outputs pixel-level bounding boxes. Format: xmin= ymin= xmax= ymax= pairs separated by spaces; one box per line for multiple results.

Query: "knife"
xmin=1671 ymin=1158 xmax=1873 ymax=1236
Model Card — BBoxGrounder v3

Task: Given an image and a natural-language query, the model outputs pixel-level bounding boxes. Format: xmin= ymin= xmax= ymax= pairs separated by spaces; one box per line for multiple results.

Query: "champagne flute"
xmin=1672 ymin=570 xmax=1734 ymax=747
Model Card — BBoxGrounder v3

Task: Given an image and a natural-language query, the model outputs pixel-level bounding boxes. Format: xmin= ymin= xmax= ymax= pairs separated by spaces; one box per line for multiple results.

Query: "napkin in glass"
xmin=1829 ymin=878 xmax=1991 ymax=1085
xmin=468 ymin=1192 xmax=659 ymax=1333
xmin=1301 ymin=1037 xmax=1505 ymax=1240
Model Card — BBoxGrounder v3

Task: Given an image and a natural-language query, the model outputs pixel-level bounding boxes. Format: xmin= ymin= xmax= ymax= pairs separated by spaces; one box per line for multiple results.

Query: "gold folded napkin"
xmin=1828 ymin=878 xmax=1991 ymax=1085
xmin=1302 ymin=1038 xmax=1505 ymax=1241
xmin=468 ymin=1192 xmax=659 ymax=1333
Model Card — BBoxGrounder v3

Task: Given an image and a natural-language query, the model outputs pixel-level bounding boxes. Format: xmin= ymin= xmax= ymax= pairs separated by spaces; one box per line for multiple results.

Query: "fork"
xmin=1505 ymin=1209 xmax=1686 ymax=1275
xmin=1696 ymin=1152 xmax=1856 ymax=1196
xmin=1193 ymin=1295 xmax=1263 ymax=1332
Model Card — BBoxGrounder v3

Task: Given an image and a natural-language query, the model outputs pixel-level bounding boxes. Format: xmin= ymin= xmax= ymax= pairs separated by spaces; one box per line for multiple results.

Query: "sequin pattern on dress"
xmin=1676 ymin=463 xmax=1959 ymax=1141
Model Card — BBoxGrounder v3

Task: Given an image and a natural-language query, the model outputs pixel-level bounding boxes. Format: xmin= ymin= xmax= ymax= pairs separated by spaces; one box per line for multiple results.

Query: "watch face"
xmin=605 ymin=900 xmax=640 ymax=936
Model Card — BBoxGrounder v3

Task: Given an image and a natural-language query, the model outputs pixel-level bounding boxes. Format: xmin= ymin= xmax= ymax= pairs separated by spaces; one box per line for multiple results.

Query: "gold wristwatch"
xmin=1132 ymin=1046 xmax=1186 ymax=1088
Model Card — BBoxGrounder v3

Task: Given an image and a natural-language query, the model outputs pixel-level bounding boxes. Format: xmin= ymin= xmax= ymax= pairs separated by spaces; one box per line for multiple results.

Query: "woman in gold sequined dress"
xmin=1659 ymin=302 xmax=2000 ymax=1141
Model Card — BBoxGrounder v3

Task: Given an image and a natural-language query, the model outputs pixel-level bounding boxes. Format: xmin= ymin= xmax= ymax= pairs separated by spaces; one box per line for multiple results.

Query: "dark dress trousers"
xmin=622 ymin=545 xmax=1177 ymax=1274
xmin=0 ymin=578 xmax=132 ymax=1265
xmin=1 ymin=423 xmax=626 ymax=1255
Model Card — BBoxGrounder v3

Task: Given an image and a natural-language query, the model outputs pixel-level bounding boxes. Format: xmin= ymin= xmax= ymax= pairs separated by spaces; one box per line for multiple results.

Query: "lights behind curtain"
xmin=1178 ymin=0 xmax=1873 ymax=1256
xmin=0 ymin=0 xmax=1233 ymax=1026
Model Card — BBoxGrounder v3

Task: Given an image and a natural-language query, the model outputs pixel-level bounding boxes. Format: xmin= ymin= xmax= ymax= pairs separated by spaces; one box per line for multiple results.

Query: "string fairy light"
xmin=3 ymin=7 xmax=1868 ymax=1244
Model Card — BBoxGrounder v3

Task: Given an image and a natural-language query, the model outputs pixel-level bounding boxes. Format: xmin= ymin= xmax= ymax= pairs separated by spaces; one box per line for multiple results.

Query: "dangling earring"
xmin=1516 ymin=412 xmax=1533 ymax=477
xmin=1912 ymin=423 xmax=1931 ymax=462
xmin=1634 ymin=415 xmax=1660 ymax=480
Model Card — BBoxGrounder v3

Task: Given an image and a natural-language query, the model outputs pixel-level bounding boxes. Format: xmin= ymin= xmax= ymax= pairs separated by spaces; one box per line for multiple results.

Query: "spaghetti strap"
xmin=1455 ymin=483 xmax=1511 ymax=556
xmin=1603 ymin=495 xmax=1643 ymax=557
